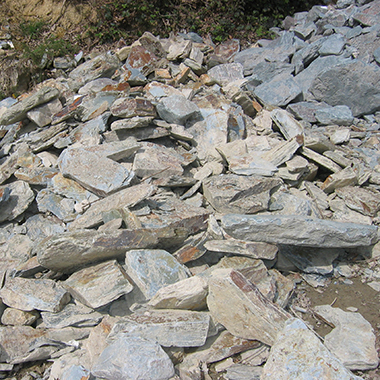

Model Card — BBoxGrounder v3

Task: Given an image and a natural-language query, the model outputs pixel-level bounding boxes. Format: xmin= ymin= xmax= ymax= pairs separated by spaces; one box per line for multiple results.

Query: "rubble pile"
xmin=1 ymin=0 xmax=380 ymax=378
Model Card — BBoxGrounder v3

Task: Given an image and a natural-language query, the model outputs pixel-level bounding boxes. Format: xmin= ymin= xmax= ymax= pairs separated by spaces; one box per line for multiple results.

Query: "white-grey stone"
xmin=107 ymin=309 xmax=210 ymax=347
xmin=261 ymin=318 xmax=363 ymax=380
xmin=91 ymin=334 xmax=175 ymax=380
xmin=314 ymin=305 xmax=379 ymax=370
xmin=156 ymin=95 xmax=200 ymax=125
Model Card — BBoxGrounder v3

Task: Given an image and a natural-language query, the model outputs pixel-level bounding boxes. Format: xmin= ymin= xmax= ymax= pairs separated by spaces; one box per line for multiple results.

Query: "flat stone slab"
xmin=314 ymin=305 xmax=379 ymax=370
xmin=309 ymin=60 xmax=380 ymax=117
xmin=156 ymin=95 xmax=200 ymax=125
xmin=0 ymin=181 xmax=35 ymax=223
xmin=108 ymin=309 xmax=210 ymax=347
xmin=221 ymin=214 xmax=378 ymax=248
xmin=0 ymin=87 xmax=60 ymax=125
xmin=261 ymin=318 xmax=363 ymax=380
xmin=36 ymin=228 xmax=159 ymax=273
xmin=202 ymin=174 xmax=282 ymax=214
xmin=58 ymin=146 xmax=134 ymax=197
xmin=92 ymin=334 xmax=175 ymax=380
xmin=0 ymin=277 xmax=70 ymax=312
xmin=207 ymin=268 xmax=291 ymax=346
xmin=63 ymin=260 xmax=134 ymax=309
xmin=124 ymin=249 xmax=189 ymax=299
xmin=204 ymin=239 xmax=278 ymax=260
xmin=41 ymin=303 xmax=103 ymax=329
xmin=148 ymin=275 xmax=208 ymax=310
xmin=68 ymin=182 xmax=155 ymax=230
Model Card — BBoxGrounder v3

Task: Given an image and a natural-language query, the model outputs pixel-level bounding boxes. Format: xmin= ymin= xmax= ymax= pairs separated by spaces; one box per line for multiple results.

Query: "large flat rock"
xmin=108 ymin=309 xmax=210 ymax=347
xmin=207 ymin=268 xmax=291 ymax=346
xmin=36 ymin=228 xmax=159 ymax=273
xmin=221 ymin=214 xmax=379 ymax=248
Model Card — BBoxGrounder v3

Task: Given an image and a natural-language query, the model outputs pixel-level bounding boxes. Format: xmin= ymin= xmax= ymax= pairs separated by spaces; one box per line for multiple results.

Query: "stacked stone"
xmin=1 ymin=1 xmax=380 ymax=378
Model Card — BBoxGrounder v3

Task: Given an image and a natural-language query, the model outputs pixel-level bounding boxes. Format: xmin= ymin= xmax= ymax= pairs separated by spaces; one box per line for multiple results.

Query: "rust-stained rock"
xmin=110 ymin=97 xmax=156 ymax=118
xmin=36 ymin=228 xmax=159 ymax=273
xmin=207 ymin=268 xmax=291 ymax=345
xmin=125 ymin=45 xmax=160 ymax=75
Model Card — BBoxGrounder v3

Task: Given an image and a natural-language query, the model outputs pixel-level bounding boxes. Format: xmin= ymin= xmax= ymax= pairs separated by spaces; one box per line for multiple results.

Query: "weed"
xmin=19 ymin=20 xmax=47 ymax=40
xmin=22 ymin=37 xmax=76 ymax=67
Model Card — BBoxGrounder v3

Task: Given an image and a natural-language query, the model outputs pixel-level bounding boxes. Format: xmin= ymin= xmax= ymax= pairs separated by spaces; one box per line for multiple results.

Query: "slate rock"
xmin=221 ymin=214 xmax=379 ymax=248
xmin=314 ymin=105 xmax=354 ymax=126
xmin=207 ymin=268 xmax=291 ymax=345
xmin=0 ymin=87 xmax=60 ymax=125
xmin=270 ymin=108 xmax=304 ymax=140
xmin=156 ymin=95 xmax=200 ymax=125
xmin=26 ymin=98 xmax=63 ymax=127
xmin=245 ymin=61 xmax=294 ymax=87
xmin=335 ymin=186 xmax=380 ymax=216
xmin=91 ymin=334 xmax=175 ymax=380
xmin=253 ymin=73 xmax=302 ymax=107
xmin=204 ymin=239 xmax=278 ymax=260
xmin=36 ymin=228 xmax=159 ymax=273
xmin=310 ymin=60 xmax=380 ymax=117
xmin=294 ymin=55 xmax=350 ymax=98
xmin=319 ymin=33 xmax=346 ymax=56
xmin=133 ymin=143 xmax=184 ymax=179
xmin=41 ymin=303 xmax=103 ymax=329
xmin=314 ymin=305 xmax=379 ymax=370
xmin=0 ymin=181 xmax=35 ymax=223
xmin=108 ymin=309 xmax=210 ymax=347
xmin=58 ymin=145 xmax=134 ymax=197
xmin=68 ymin=183 xmax=155 ymax=230
xmin=110 ymin=97 xmax=156 ymax=118
xmin=207 ymin=63 xmax=244 ymax=86
xmin=124 ymin=249 xmax=189 ymax=299
xmin=148 ymin=276 xmax=209 ymax=310
xmin=261 ymin=318 xmax=363 ymax=380
xmin=36 ymin=189 xmax=77 ymax=222
xmin=1 ymin=308 xmax=39 ymax=326
xmin=63 ymin=260 xmax=134 ymax=309
xmin=68 ymin=53 xmax=119 ymax=91
xmin=202 ymin=174 xmax=282 ymax=214
xmin=0 ymin=277 xmax=70 ymax=312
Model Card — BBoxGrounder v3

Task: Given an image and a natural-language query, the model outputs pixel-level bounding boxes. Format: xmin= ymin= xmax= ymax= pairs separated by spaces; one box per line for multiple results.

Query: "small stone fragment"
xmin=148 ymin=276 xmax=209 ymax=310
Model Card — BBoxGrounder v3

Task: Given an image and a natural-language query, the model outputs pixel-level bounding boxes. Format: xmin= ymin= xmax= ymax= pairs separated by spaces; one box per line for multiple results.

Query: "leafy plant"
xmin=19 ymin=20 xmax=47 ymax=40
xmin=22 ymin=36 xmax=76 ymax=67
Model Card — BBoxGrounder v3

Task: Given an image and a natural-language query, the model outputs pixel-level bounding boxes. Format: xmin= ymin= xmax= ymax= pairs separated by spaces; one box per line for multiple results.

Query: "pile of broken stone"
xmin=1 ymin=0 xmax=380 ymax=379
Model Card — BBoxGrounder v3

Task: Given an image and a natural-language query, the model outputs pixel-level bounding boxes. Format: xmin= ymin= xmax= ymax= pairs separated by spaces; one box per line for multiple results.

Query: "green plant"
xmin=19 ymin=20 xmax=47 ymax=40
xmin=23 ymin=37 xmax=76 ymax=66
